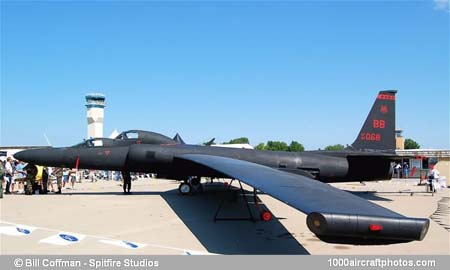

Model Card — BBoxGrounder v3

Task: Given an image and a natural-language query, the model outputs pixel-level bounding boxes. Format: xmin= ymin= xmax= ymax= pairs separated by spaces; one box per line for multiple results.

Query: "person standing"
xmin=4 ymin=157 xmax=14 ymax=194
xmin=42 ymin=167 xmax=49 ymax=194
xmin=403 ymin=162 xmax=409 ymax=178
xmin=428 ymin=164 xmax=440 ymax=192
xmin=69 ymin=168 xmax=77 ymax=190
xmin=394 ymin=163 xmax=402 ymax=178
xmin=34 ymin=165 xmax=45 ymax=194
xmin=62 ymin=168 xmax=69 ymax=188
xmin=46 ymin=167 xmax=55 ymax=192
xmin=10 ymin=160 xmax=17 ymax=193
xmin=430 ymin=165 xmax=440 ymax=180
xmin=122 ymin=171 xmax=131 ymax=194
xmin=24 ymin=164 xmax=37 ymax=195
xmin=0 ymin=161 xmax=4 ymax=198
xmin=15 ymin=161 xmax=26 ymax=193
xmin=54 ymin=167 xmax=63 ymax=194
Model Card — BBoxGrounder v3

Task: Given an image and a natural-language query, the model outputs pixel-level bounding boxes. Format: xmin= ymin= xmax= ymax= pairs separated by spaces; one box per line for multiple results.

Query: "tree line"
xmin=218 ymin=137 xmax=421 ymax=151
xmin=221 ymin=137 xmax=304 ymax=151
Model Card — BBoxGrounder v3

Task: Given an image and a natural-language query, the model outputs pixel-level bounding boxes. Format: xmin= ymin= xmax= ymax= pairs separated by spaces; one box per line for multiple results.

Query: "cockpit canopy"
xmin=73 ymin=138 xmax=119 ymax=148
xmin=73 ymin=130 xmax=182 ymax=148
xmin=115 ymin=130 xmax=177 ymax=145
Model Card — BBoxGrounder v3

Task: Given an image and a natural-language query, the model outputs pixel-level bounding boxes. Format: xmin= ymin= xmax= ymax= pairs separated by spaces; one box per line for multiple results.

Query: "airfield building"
xmin=85 ymin=93 xmax=106 ymax=141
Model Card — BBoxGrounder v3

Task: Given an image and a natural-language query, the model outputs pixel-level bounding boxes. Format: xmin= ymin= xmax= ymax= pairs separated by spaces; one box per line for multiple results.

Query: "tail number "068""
xmin=361 ymin=133 xmax=381 ymax=141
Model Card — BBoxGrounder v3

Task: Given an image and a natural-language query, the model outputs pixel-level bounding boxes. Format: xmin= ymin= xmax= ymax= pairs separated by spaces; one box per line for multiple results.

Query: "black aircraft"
xmin=14 ymin=90 xmax=429 ymax=244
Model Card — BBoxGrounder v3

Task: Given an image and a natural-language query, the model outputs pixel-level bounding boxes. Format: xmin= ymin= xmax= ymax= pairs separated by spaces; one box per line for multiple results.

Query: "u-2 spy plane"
xmin=14 ymin=90 xmax=429 ymax=244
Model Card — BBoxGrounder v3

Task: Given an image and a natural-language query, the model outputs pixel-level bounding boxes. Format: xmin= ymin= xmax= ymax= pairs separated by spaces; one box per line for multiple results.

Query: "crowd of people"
xmin=0 ymin=157 xmax=141 ymax=196
xmin=393 ymin=162 xmax=410 ymax=178
xmin=0 ymin=157 xmax=79 ymax=195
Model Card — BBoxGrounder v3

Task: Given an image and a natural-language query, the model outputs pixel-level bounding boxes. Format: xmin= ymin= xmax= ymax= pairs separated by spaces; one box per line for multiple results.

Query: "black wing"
xmin=176 ymin=154 xmax=429 ymax=242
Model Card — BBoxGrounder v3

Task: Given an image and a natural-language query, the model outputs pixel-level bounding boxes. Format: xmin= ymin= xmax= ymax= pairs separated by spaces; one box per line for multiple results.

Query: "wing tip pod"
xmin=307 ymin=212 xmax=429 ymax=243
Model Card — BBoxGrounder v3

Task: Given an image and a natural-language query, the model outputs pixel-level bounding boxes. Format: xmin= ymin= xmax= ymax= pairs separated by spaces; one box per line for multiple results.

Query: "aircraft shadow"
xmin=59 ymin=191 xmax=165 ymax=196
xmin=317 ymin=235 xmax=411 ymax=245
xmin=347 ymin=191 xmax=393 ymax=201
xmin=161 ymin=185 xmax=310 ymax=255
xmin=58 ymin=185 xmax=309 ymax=254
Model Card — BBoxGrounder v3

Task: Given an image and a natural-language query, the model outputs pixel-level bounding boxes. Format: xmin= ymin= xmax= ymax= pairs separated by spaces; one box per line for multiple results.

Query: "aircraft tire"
xmin=178 ymin=183 xmax=192 ymax=195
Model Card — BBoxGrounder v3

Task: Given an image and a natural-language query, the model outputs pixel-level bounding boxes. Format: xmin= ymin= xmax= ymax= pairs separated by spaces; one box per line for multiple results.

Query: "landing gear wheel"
xmin=261 ymin=211 xmax=272 ymax=222
xmin=178 ymin=183 xmax=192 ymax=195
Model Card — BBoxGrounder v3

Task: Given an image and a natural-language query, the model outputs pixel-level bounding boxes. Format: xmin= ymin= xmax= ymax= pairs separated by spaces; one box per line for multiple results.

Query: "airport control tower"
xmin=85 ymin=93 xmax=106 ymax=140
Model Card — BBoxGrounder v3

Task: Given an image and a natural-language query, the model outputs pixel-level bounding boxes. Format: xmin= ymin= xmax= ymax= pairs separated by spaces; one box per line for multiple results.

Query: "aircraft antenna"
xmin=43 ymin=133 xmax=52 ymax=146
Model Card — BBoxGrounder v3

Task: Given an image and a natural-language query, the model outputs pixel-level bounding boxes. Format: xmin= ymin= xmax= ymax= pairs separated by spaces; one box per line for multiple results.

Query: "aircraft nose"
xmin=14 ymin=149 xmax=40 ymax=163
xmin=14 ymin=148 xmax=63 ymax=166
xmin=13 ymin=151 xmax=23 ymax=161
xmin=14 ymin=149 xmax=34 ymax=162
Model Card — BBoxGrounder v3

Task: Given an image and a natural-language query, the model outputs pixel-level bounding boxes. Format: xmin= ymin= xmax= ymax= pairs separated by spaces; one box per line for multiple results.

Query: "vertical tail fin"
xmin=173 ymin=133 xmax=186 ymax=144
xmin=351 ymin=90 xmax=396 ymax=152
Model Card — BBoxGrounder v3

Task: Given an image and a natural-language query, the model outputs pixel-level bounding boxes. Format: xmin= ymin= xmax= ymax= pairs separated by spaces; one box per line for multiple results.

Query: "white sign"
xmin=0 ymin=225 xmax=36 ymax=236
xmin=40 ymin=232 xmax=85 ymax=246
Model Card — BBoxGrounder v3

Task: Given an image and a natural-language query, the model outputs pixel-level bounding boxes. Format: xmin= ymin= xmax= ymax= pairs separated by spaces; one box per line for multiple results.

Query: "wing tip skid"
xmin=306 ymin=212 xmax=429 ymax=243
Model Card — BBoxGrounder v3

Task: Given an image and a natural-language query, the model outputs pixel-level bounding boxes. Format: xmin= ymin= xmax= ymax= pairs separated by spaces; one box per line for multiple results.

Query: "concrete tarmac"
xmin=0 ymin=178 xmax=449 ymax=255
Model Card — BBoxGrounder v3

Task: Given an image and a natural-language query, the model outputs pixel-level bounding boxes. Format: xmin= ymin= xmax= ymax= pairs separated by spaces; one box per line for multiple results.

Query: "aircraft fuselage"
xmin=15 ymin=143 xmax=394 ymax=183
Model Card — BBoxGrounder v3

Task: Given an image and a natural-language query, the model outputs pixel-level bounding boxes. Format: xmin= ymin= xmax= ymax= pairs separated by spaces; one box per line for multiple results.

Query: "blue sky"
xmin=1 ymin=1 xmax=449 ymax=149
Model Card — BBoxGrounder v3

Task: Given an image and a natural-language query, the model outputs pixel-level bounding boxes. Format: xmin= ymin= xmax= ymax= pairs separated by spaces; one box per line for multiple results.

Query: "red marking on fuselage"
xmin=377 ymin=94 xmax=395 ymax=101
xmin=104 ymin=150 xmax=111 ymax=156
xmin=75 ymin=156 xmax=80 ymax=170
xmin=380 ymin=105 xmax=388 ymax=114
